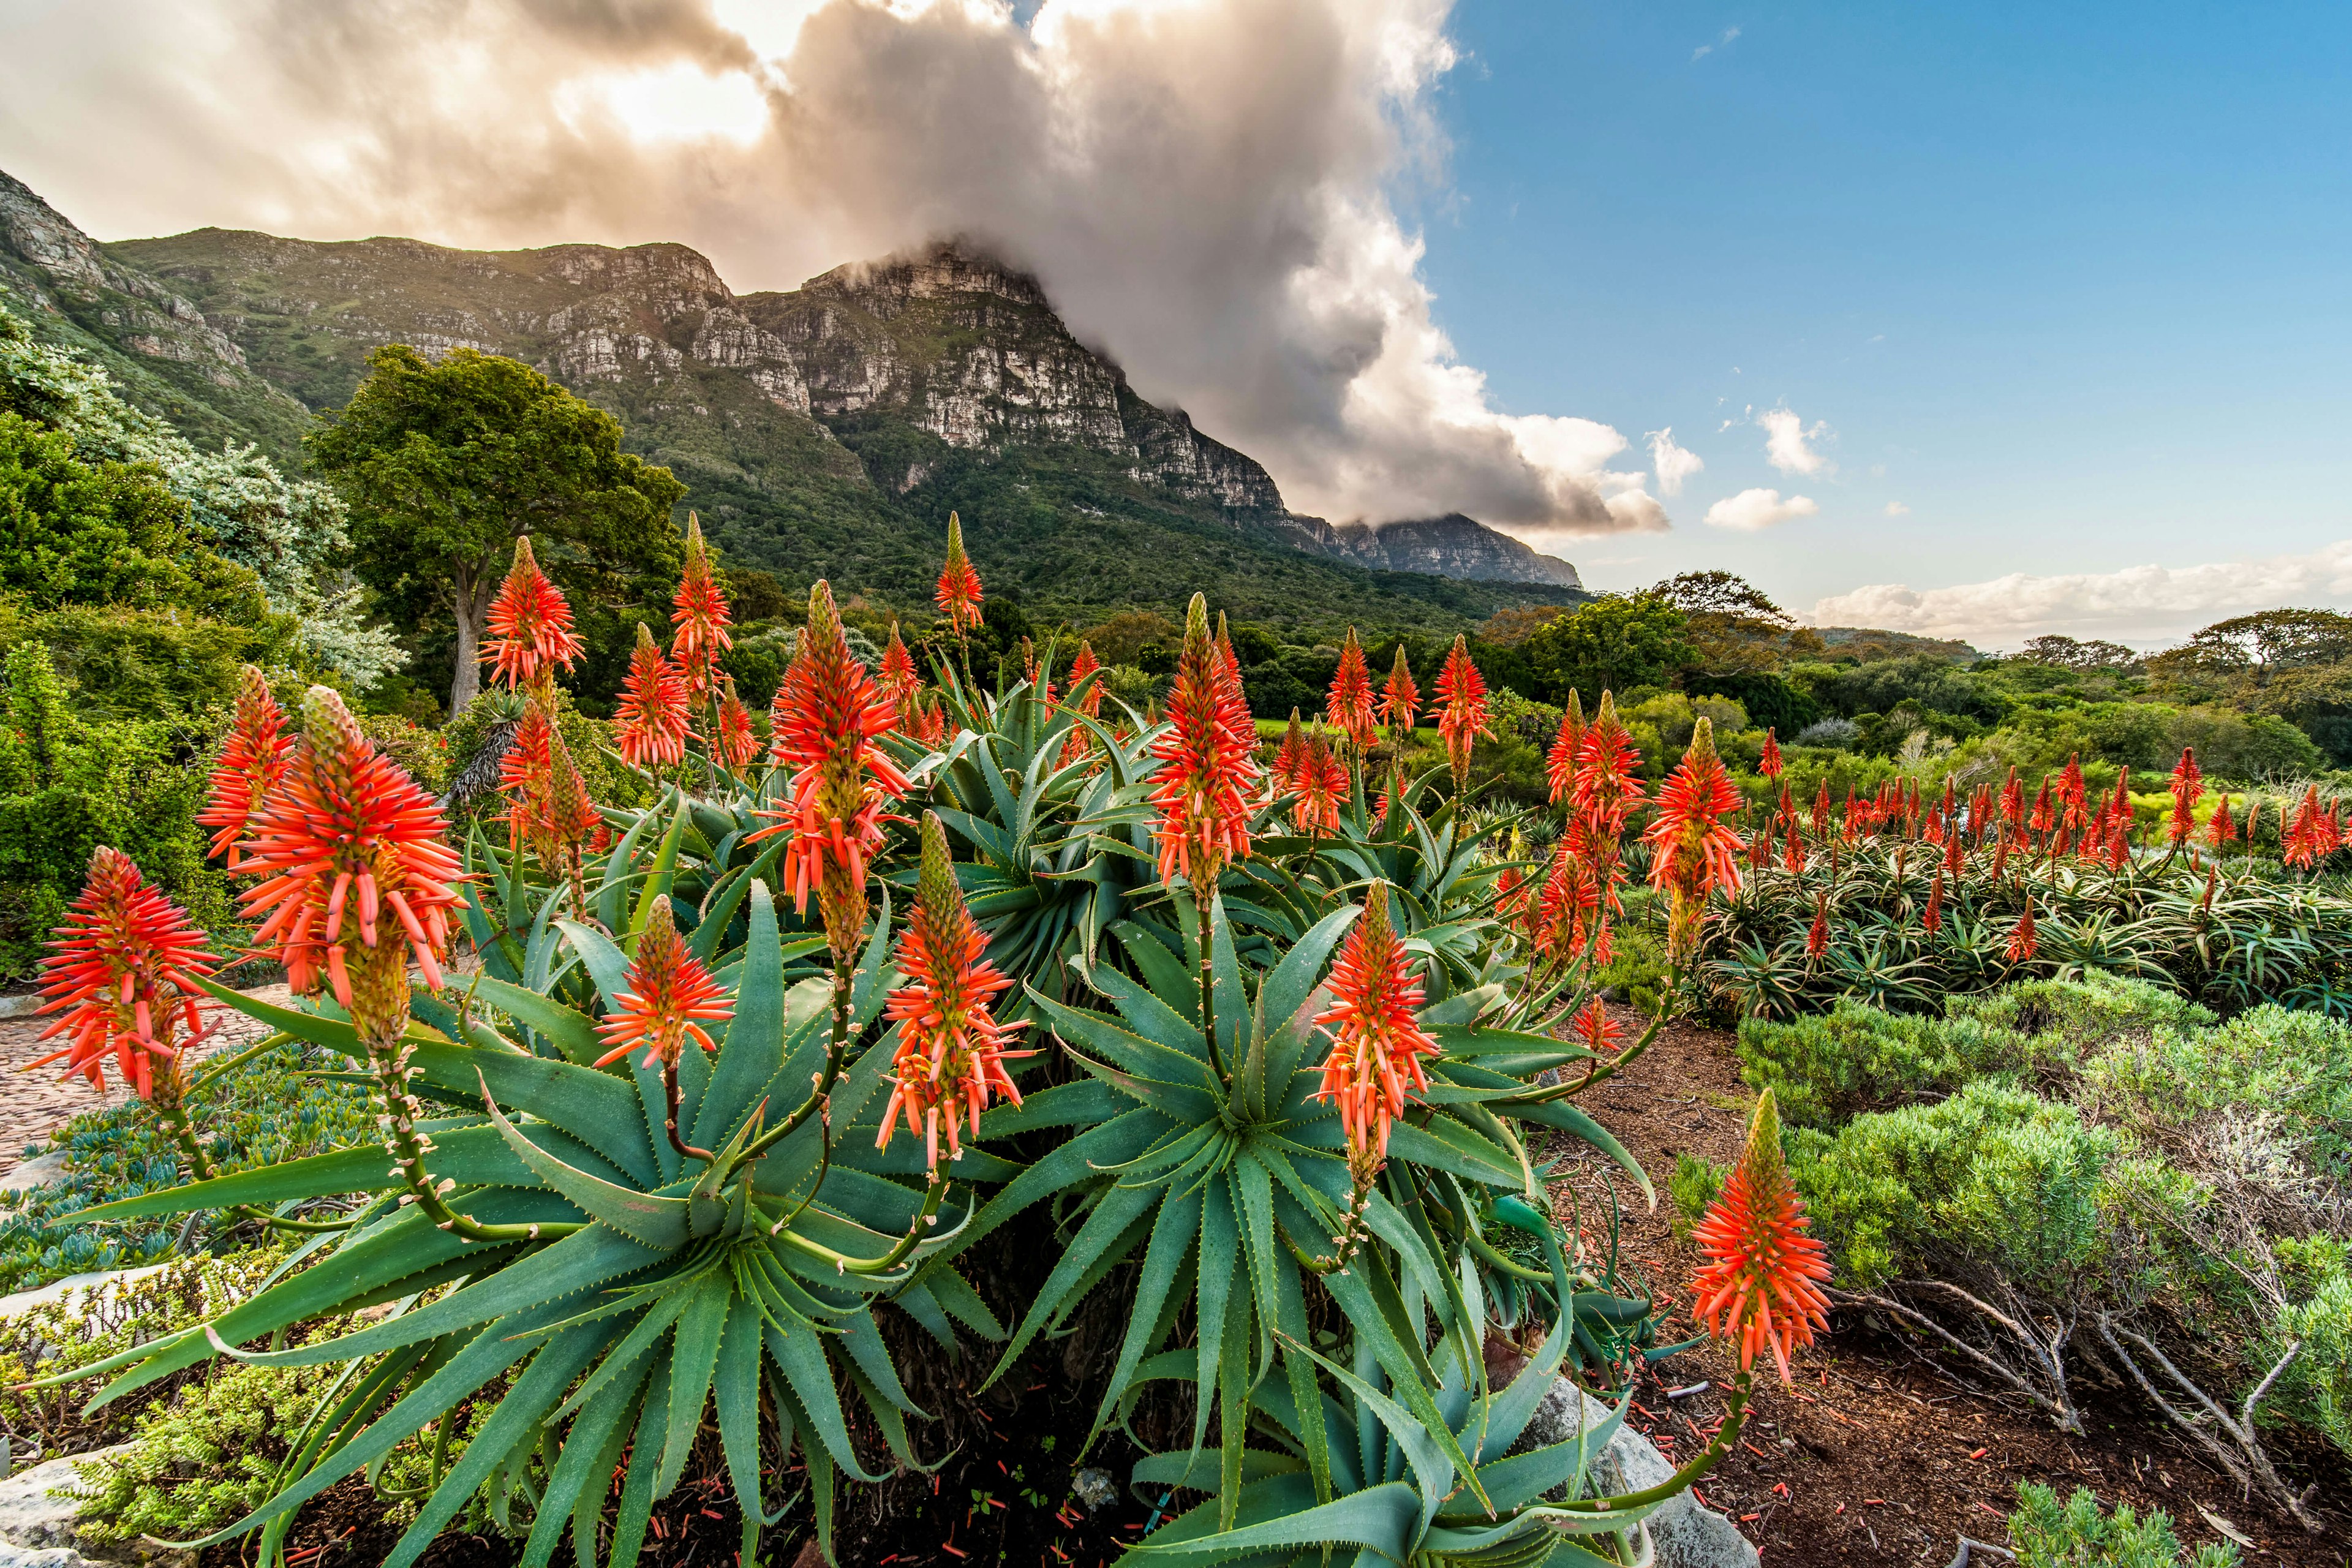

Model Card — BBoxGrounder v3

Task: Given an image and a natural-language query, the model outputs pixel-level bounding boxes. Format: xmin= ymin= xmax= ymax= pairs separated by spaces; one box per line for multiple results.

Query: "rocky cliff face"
xmin=1280 ymin=513 xmax=1581 ymax=589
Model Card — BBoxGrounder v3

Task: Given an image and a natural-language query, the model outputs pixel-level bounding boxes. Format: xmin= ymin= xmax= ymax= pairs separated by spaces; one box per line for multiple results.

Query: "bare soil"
xmin=1548 ymin=1003 xmax=2351 ymax=1566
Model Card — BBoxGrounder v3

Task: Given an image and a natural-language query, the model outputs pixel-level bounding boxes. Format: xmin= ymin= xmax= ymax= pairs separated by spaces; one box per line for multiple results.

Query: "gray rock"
xmin=0 ymin=1153 xmax=69 ymax=1197
xmin=1520 ymin=1379 xmax=1760 ymax=1568
xmin=0 ymin=997 xmax=41 ymax=1022
xmin=0 ymin=1446 xmax=184 ymax=1568
xmin=0 ymin=1545 xmax=91 ymax=1568
xmin=1071 ymin=1467 xmax=1119 ymax=1512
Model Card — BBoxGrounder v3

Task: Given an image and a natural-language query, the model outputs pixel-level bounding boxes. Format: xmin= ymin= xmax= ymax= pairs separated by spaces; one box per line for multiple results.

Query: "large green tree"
xmin=1511 ymin=593 xmax=1695 ymax=706
xmin=307 ymin=346 xmax=687 ymax=712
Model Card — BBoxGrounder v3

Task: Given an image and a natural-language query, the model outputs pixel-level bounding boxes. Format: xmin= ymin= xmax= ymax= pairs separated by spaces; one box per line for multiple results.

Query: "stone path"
xmin=0 ymin=988 xmax=289 ymax=1182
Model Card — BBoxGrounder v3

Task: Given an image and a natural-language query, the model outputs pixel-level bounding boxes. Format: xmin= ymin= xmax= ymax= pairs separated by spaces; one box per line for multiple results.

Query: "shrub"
xmin=1947 ymin=973 xmax=2216 ymax=1071
xmin=1736 ymin=998 xmax=2028 ymax=1128
xmin=1669 ymin=1152 xmax=1725 ymax=1239
xmin=2076 ymin=1002 xmax=2352 ymax=1181
xmin=2006 ymin=1483 xmax=2239 ymax=1568
xmin=2266 ymin=1238 xmax=2351 ymax=1458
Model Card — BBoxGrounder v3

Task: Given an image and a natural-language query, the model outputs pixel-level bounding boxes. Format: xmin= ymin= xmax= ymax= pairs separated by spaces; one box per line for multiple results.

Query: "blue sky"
xmin=1411 ymin=1 xmax=2352 ymax=628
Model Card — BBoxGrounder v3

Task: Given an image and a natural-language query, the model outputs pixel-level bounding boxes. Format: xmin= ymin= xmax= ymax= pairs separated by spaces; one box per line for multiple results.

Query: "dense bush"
xmin=1738 ymin=998 xmax=2030 ymax=1128
xmin=2007 ymin=1483 xmax=2241 ymax=1568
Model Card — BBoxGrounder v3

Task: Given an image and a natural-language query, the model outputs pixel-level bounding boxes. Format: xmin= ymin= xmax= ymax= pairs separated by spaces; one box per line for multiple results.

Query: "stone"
xmin=0 ymin=1265 xmax=172 ymax=1325
xmin=1071 ymin=1468 xmax=1119 ymax=1512
xmin=1519 ymin=1378 xmax=1760 ymax=1568
xmin=0 ymin=1444 xmax=186 ymax=1566
xmin=0 ymin=1155 xmax=67 ymax=1197
xmin=0 ymin=999 xmax=40 ymax=1023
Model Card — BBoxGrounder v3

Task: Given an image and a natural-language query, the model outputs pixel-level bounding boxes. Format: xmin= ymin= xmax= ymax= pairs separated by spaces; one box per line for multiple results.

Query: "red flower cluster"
xmin=238 ymin=687 xmax=461 ymax=1011
xmin=1644 ymin=717 xmax=1746 ymax=963
xmin=2285 ymin=785 xmax=2344 ymax=869
xmin=1380 ymin=646 xmax=1419 ymax=740
xmin=1325 ymin=628 xmax=1378 ymax=751
xmin=715 ymin=677 xmax=761 ymax=776
xmin=935 ymin=511 xmax=984 ymax=635
xmin=1758 ymin=727 xmax=1783 ymax=780
xmin=1544 ymin=693 xmax=1584 ymax=806
xmin=1570 ymin=994 xmax=1623 ymax=1056
xmin=1293 ymin=731 xmax=1348 ymax=838
xmin=592 ymin=900 xmax=733 ymax=1071
xmin=32 ymin=847 xmax=214 ymax=1098
xmin=878 ymin=815 xmax=1033 ymax=1170
xmin=499 ymin=701 xmax=600 ymax=870
xmin=1059 ymin=640 xmax=1105 ymax=768
xmin=197 ymin=666 xmax=289 ymax=869
xmin=1690 ymin=1091 xmax=1832 ymax=1383
xmin=1433 ymin=636 xmax=1490 ymax=788
xmin=614 ymin=624 xmax=690 ymax=769
xmin=1313 ymin=886 xmax=1439 ymax=1158
xmin=669 ymin=513 xmax=733 ymax=704
xmin=1148 ymin=594 xmax=1261 ymax=889
xmin=2005 ymin=900 xmax=2038 ymax=963
xmin=880 ymin=622 xmax=921 ymax=720
xmin=481 ymin=536 xmax=583 ymax=693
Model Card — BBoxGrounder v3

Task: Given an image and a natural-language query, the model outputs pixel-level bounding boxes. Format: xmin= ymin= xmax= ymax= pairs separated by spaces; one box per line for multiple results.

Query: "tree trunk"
xmin=448 ymin=570 xmax=492 ymax=715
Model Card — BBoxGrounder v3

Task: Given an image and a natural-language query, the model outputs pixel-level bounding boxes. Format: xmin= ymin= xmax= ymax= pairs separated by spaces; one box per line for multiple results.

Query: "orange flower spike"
xmin=1068 ymin=641 xmax=1104 ymax=719
xmin=1570 ymin=692 xmax=1646 ymax=837
xmin=1923 ymin=869 xmax=1945 ymax=934
xmin=751 ymin=581 xmax=911 ymax=955
xmin=497 ymin=701 xmax=557 ymax=846
xmin=31 ymin=847 xmax=214 ymax=1098
xmin=935 ymin=510 xmax=984 ymax=635
xmin=1434 ymin=635 xmax=1491 ymax=789
xmin=1758 ymin=727 xmax=1782 ymax=780
xmin=1805 ymin=893 xmax=1830 ymax=959
xmin=591 ymin=899 xmax=733 ymax=1072
xmin=1213 ymin=613 xmax=1253 ymax=739
xmin=1295 ymin=732 xmax=1348 ymax=838
xmin=1381 ymin=645 xmax=1420 ymax=740
xmin=480 ymin=535 xmax=584 ymax=692
xmin=1571 ymin=995 xmax=1624 ymax=1055
xmin=715 ymin=677 xmax=761 ymax=776
xmin=198 ymin=666 xmax=290 ymax=869
xmin=669 ymin=513 xmax=733 ymax=703
xmin=1147 ymin=594 xmax=1261 ymax=889
xmin=2167 ymin=747 xmax=2203 ymax=848
xmin=1275 ymin=710 xmax=1308 ymax=794
xmin=1644 ymin=717 xmax=1747 ymax=963
xmin=2005 ymin=900 xmax=2038 ymax=963
xmin=2207 ymin=793 xmax=2237 ymax=850
xmin=878 ymin=813 xmax=1035 ymax=1170
xmin=1537 ymin=839 xmax=1599 ymax=961
xmin=238 ymin=687 xmax=461 ymax=1016
xmin=1545 ymin=690 xmax=1586 ymax=805
xmin=1689 ymin=1090 xmax=1833 ymax=1384
xmin=1313 ymin=883 xmax=1439 ymax=1158
xmin=1782 ymin=824 xmax=1806 ymax=877
xmin=880 ymin=621 xmax=921 ymax=714
xmin=613 ymin=623 xmax=690 ymax=769
xmin=1326 ymin=627 xmax=1378 ymax=751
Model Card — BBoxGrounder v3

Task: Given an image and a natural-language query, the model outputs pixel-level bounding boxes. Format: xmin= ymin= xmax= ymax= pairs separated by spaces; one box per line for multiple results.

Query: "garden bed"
xmin=1561 ymin=1002 xmax=2348 ymax=1565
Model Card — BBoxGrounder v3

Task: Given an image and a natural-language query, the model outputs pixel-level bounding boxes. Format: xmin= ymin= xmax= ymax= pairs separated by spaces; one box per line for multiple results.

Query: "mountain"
xmin=0 ymin=167 xmax=1586 ymax=636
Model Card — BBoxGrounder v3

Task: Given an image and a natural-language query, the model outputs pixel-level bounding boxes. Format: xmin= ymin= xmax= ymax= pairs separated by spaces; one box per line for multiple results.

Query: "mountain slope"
xmin=0 ymin=167 xmax=1586 ymax=633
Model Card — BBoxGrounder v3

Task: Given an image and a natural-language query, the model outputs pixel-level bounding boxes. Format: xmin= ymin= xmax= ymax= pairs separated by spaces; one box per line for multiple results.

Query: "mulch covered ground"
xmin=1551 ymin=1004 xmax=2350 ymax=1565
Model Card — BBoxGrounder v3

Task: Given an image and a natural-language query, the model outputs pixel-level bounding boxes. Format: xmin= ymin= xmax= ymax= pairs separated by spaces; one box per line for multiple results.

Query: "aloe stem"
xmin=1197 ymin=888 xmax=1220 ymax=1079
xmin=736 ymin=965 xmax=852 ymax=1167
xmin=664 ymin=1058 xmax=714 ymax=1162
xmin=1553 ymin=1370 xmax=1751 ymax=1515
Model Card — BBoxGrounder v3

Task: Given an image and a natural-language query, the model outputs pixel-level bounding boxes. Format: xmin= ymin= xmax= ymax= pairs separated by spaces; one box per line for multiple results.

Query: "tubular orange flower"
xmin=1326 ymin=628 xmax=1378 ymax=751
xmin=1059 ymin=640 xmax=1104 ymax=768
xmin=1812 ymin=779 xmax=1833 ymax=838
xmin=198 ymin=665 xmax=289 ymax=869
xmin=1570 ymin=693 xmax=1646 ymax=838
xmin=1758 ymin=728 xmax=1782 ymax=780
xmin=592 ymin=899 xmax=732 ymax=1071
xmin=1782 ymin=823 xmax=1806 ymax=877
xmin=1275 ymin=710 xmax=1308 ymax=795
xmin=1148 ymin=594 xmax=1260 ymax=889
xmin=480 ymin=535 xmax=583 ymax=693
xmin=497 ymin=700 xmax=556 ymax=847
xmin=935 ymin=510 xmax=984 ymax=635
xmin=2163 ymin=747 xmax=2201 ymax=848
xmin=1313 ymin=884 xmax=1438 ymax=1158
xmin=1381 ymin=646 xmax=1420 ymax=741
xmin=2208 ymin=793 xmax=2237 ymax=850
xmin=31 ymin=846 xmax=213 ymax=1098
xmin=1434 ymin=635 xmax=1491 ymax=788
xmin=1571 ymin=995 xmax=1623 ymax=1055
xmin=715 ymin=677 xmax=761 ymax=775
xmin=1645 ymin=717 xmax=1746 ymax=963
xmin=2005 ymin=900 xmax=2038 ymax=963
xmin=1537 ymin=838 xmax=1598 ymax=962
xmin=669 ymin=513 xmax=733 ymax=704
xmin=1689 ymin=1090 xmax=1833 ymax=1384
xmin=1805 ymin=894 xmax=1829 ymax=959
xmin=613 ymin=624 xmax=690 ymax=769
xmin=2284 ymin=785 xmax=2341 ymax=868
xmin=878 ymin=813 xmax=1035 ymax=1170
xmin=2057 ymin=754 xmax=2088 ymax=834
xmin=750 ymin=581 xmax=911 ymax=955
xmin=1545 ymin=690 xmax=1585 ymax=805
xmin=880 ymin=621 xmax=921 ymax=718
xmin=1923 ymin=870 xmax=1945 ymax=934
xmin=239 ymin=687 xmax=461 ymax=1019
xmin=1295 ymin=733 xmax=1348 ymax=838
xmin=1213 ymin=612 xmax=1253 ymax=742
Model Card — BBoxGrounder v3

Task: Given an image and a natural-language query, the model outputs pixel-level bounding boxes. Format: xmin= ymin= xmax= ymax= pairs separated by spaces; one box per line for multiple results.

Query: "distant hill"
xmin=1814 ymin=626 xmax=1982 ymax=664
xmin=0 ymin=166 xmax=1586 ymax=637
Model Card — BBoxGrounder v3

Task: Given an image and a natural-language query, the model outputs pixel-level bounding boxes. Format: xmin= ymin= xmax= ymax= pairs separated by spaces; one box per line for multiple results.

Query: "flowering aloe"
xmin=935 ymin=510 xmax=984 ymax=635
xmin=752 ymin=581 xmax=910 ymax=956
xmin=1380 ymin=644 xmax=1419 ymax=741
xmin=1433 ymin=635 xmax=1490 ymax=788
xmin=2285 ymin=784 xmax=2341 ymax=869
xmin=2005 ymin=900 xmax=2038 ymax=963
xmin=500 ymin=701 xmax=600 ymax=910
xmin=480 ymin=535 xmax=582 ymax=694
xmin=1148 ymin=594 xmax=1259 ymax=891
xmin=2208 ymin=793 xmax=2237 ymax=850
xmin=594 ymin=898 xmax=734 ymax=1158
xmin=1690 ymin=1090 xmax=1832 ymax=1382
xmin=1758 ymin=726 xmax=1782 ymax=780
xmin=197 ymin=666 xmax=289 ymax=869
xmin=879 ymin=620 xmax=920 ymax=718
xmin=1313 ymin=883 xmax=1438 ymax=1158
xmin=714 ymin=676 xmax=761 ymax=776
xmin=1058 ymin=639 xmax=1104 ymax=767
xmin=1923 ymin=869 xmax=1945 ymax=933
xmin=1570 ymin=692 xmax=1646 ymax=837
xmin=1274 ymin=709 xmax=1307 ymax=796
xmin=1325 ymin=627 xmax=1378 ymax=751
xmin=32 ymin=846 xmax=213 ymax=1099
xmin=1570 ymin=994 xmax=1624 ymax=1056
xmin=1645 ymin=717 xmax=1746 ymax=965
xmin=669 ymin=512 xmax=733 ymax=704
xmin=1806 ymin=892 xmax=1830 ymax=958
xmin=1294 ymin=731 xmax=1348 ymax=838
xmin=878 ymin=814 xmax=1033 ymax=1171
xmin=1536 ymin=835 xmax=1597 ymax=962
xmin=1545 ymin=690 xmax=1585 ymax=805
xmin=613 ymin=623 xmax=689 ymax=769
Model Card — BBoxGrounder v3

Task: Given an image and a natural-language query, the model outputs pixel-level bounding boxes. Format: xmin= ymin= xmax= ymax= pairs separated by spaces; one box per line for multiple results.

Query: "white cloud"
xmin=1646 ymin=427 xmax=1703 ymax=497
xmin=1692 ymin=24 xmax=1739 ymax=61
xmin=0 ymin=0 xmax=1664 ymax=537
xmin=1759 ymin=405 xmax=1831 ymax=475
xmin=1882 ymin=500 xmax=1909 ymax=517
xmin=1703 ymin=488 xmax=1817 ymax=532
xmin=1807 ymin=540 xmax=2352 ymax=645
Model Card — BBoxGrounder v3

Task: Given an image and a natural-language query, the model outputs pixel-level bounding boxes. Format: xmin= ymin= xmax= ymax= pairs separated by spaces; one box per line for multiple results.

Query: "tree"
xmin=1648 ymin=570 xmax=1822 ymax=677
xmin=307 ymin=346 xmax=687 ymax=712
xmin=2146 ymin=608 xmax=2352 ymax=724
xmin=2019 ymin=634 xmax=2139 ymax=672
xmin=1512 ymin=594 xmax=1694 ymax=706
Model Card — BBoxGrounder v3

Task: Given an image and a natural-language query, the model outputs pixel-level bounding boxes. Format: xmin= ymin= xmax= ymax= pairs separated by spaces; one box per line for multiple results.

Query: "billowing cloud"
xmin=1646 ymin=427 xmax=1702 ymax=497
xmin=1808 ymin=540 xmax=2352 ymax=645
xmin=1759 ymin=404 xmax=1830 ymax=475
xmin=1703 ymin=488 xmax=1817 ymax=532
xmin=0 ymin=0 xmax=1667 ymax=535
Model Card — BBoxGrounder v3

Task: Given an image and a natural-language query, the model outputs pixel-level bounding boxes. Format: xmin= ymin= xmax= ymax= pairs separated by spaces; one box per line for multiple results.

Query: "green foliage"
xmin=1945 ymin=973 xmax=2216 ymax=1060
xmin=2075 ymin=1002 xmax=2352 ymax=1183
xmin=1668 ymin=1153 xmax=1725 ymax=1240
xmin=1506 ymin=594 xmax=1694 ymax=706
xmin=1736 ymin=999 xmax=2029 ymax=1129
xmin=2266 ymin=1238 xmax=2352 ymax=1458
xmin=2006 ymin=1483 xmax=2240 ymax=1568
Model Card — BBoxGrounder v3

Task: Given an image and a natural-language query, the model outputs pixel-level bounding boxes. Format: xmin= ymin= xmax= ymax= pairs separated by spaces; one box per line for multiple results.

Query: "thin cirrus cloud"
xmin=1704 ymin=488 xmax=1818 ymax=532
xmin=1646 ymin=427 xmax=1703 ymax=497
xmin=1808 ymin=540 xmax=2352 ymax=647
xmin=1692 ymin=24 xmax=1740 ymax=62
xmin=0 ymin=0 xmax=1670 ymax=540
